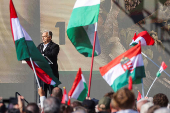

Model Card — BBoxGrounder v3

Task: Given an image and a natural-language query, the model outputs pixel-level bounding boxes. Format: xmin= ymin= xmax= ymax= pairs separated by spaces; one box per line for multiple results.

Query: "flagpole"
xmin=30 ymin=57 xmax=40 ymax=88
xmin=141 ymin=79 xmax=145 ymax=98
xmin=87 ymin=22 xmax=98 ymax=97
xmin=145 ymin=77 xmax=157 ymax=97
xmin=141 ymin=52 xmax=170 ymax=77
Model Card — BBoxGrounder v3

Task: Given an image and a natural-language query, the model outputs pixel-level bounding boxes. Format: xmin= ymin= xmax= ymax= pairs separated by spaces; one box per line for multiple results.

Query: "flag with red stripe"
xmin=130 ymin=31 xmax=155 ymax=46
xmin=9 ymin=0 xmax=61 ymax=86
xmin=99 ymin=43 xmax=145 ymax=92
xmin=68 ymin=68 xmax=88 ymax=101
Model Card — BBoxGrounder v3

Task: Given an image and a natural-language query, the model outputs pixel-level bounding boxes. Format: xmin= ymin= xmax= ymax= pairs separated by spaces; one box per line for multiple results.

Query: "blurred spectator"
xmin=97 ymin=97 xmax=111 ymax=113
xmin=154 ymin=107 xmax=170 ymax=113
xmin=112 ymin=88 xmax=137 ymax=113
xmin=82 ymin=99 xmax=95 ymax=113
xmin=43 ymin=97 xmax=61 ymax=113
xmin=51 ymin=87 xmax=63 ymax=101
xmin=8 ymin=108 xmax=20 ymax=113
xmin=140 ymin=102 xmax=153 ymax=113
xmin=71 ymin=101 xmax=82 ymax=108
xmin=73 ymin=106 xmax=87 ymax=113
xmin=60 ymin=104 xmax=73 ymax=113
xmin=136 ymin=98 xmax=149 ymax=112
xmin=147 ymin=105 xmax=160 ymax=113
xmin=110 ymin=99 xmax=118 ymax=113
xmin=26 ymin=103 xmax=40 ymax=113
xmin=153 ymin=93 xmax=169 ymax=107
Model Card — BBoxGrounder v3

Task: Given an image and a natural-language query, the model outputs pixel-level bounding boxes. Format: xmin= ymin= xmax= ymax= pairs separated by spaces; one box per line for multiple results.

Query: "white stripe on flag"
xmin=11 ymin=18 xmax=24 ymax=41
xmin=103 ymin=54 xmax=144 ymax=85
xmin=74 ymin=0 xmax=100 ymax=9
xmin=71 ymin=80 xmax=84 ymax=99
xmin=83 ymin=24 xmax=101 ymax=55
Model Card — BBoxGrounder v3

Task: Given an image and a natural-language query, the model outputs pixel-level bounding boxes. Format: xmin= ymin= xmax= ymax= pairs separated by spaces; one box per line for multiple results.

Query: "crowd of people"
xmin=0 ymin=87 xmax=169 ymax=113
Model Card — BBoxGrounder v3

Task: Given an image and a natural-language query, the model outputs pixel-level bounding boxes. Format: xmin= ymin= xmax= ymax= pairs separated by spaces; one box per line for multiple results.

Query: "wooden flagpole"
xmin=87 ymin=22 xmax=98 ymax=97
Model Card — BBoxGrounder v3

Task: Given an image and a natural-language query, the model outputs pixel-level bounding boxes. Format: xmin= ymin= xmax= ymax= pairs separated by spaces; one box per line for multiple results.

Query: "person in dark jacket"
xmin=37 ymin=30 xmax=60 ymax=97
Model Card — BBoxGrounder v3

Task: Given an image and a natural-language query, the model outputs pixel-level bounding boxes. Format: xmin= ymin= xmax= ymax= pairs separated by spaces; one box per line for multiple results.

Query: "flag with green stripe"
xmin=99 ymin=43 xmax=146 ymax=92
xmin=67 ymin=0 xmax=101 ymax=57
xmin=68 ymin=68 xmax=88 ymax=101
xmin=10 ymin=0 xmax=61 ymax=86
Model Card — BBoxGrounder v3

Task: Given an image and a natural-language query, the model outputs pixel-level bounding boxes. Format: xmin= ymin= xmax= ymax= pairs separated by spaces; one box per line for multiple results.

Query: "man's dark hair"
xmin=43 ymin=97 xmax=61 ymax=113
xmin=26 ymin=103 xmax=40 ymax=113
xmin=48 ymin=31 xmax=52 ymax=38
xmin=52 ymin=87 xmax=63 ymax=100
xmin=153 ymin=93 xmax=169 ymax=107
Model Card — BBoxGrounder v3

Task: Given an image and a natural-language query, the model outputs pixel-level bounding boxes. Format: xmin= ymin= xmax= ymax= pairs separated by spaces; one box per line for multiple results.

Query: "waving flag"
xmin=68 ymin=68 xmax=88 ymax=101
xmin=99 ymin=43 xmax=146 ymax=92
xmin=130 ymin=31 xmax=155 ymax=46
xmin=10 ymin=0 xmax=61 ymax=86
xmin=156 ymin=62 xmax=167 ymax=77
xmin=67 ymin=0 xmax=101 ymax=57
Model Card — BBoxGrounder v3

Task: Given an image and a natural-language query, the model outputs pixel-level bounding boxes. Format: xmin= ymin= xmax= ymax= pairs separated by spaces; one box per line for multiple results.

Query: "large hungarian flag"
xmin=10 ymin=0 xmax=61 ymax=86
xmin=68 ymin=68 xmax=88 ymax=101
xmin=67 ymin=0 xmax=101 ymax=57
xmin=130 ymin=31 xmax=155 ymax=46
xmin=99 ymin=43 xmax=146 ymax=92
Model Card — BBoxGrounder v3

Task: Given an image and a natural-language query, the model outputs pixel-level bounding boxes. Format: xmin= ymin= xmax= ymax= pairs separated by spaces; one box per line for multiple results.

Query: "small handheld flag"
xmin=156 ymin=62 xmax=168 ymax=77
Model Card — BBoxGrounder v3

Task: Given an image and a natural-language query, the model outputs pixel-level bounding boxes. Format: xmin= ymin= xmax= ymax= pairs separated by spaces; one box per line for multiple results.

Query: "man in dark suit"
xmin=37 ymin=30 xmax=59 ymax=97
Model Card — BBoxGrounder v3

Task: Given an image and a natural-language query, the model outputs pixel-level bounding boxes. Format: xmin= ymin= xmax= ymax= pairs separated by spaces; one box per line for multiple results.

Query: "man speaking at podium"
xmin=37 ymin=30 xmax=60 ymax=97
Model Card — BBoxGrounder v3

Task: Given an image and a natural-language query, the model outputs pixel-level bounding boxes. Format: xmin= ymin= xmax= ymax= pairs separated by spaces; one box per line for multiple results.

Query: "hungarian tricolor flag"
xmin=68 ymin=68 xmax=88 ymax=101
xmin=137 ymin=90 xmax=142 ymax=101
xmin=99 ymin=43 xmax=146 ymax=92
xmin=67 ymin=0 xmax=101 ymax=57
xmin=61 ymin=87 xmax=68 ymax=104
xmin=130 ymin=31 xmax=155 ymax=46
xmin=10 ymin=0 xmax=61 ymax=86
xmin=156 ymin=62 xmax=167 ymax=77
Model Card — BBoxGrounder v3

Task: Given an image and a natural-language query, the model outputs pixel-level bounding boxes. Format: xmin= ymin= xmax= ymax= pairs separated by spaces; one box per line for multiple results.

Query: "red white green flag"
xmin=67 ymin=0 xmax=101 ymax=57
xmin=130 ymin=31 xmax=155 ymax=46
xmin=68 ymin=68 xmax=88 ymax=101
xmin=10 ymin=0 xmax=61 ymax=86
xmin=137 ymin=90 xmax=142 ymax=101
xmin=61 ymin=87 xmax=68 ymax=104
xmin=99 ymin=43 xmax=146 ymax=92
xmin=156 ymin=62 xmax=167 ymax=77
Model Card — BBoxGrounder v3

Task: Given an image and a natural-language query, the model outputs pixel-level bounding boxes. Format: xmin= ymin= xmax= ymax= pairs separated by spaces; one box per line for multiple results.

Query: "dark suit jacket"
xmin=37 ymin=41 xmax=60 ymax=79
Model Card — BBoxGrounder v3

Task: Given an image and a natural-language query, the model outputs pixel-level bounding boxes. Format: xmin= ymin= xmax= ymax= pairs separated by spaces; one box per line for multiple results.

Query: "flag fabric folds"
xmin=67 ymin=0 xmax=101 ymax=57
xmin=61 ymin=87 xmax=68 ymax=104
xmin=99 ymin=43 xmax=146 ymax=92
xmin=68 ymin=68 xmax=88 ymax=101
xmin=156 ymin=61 xmax=167 ymax=77
xmin=130 ymin=31 xmax=155 ymax=46
xmin=10 ymin=0 xmax=61 ymax=86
